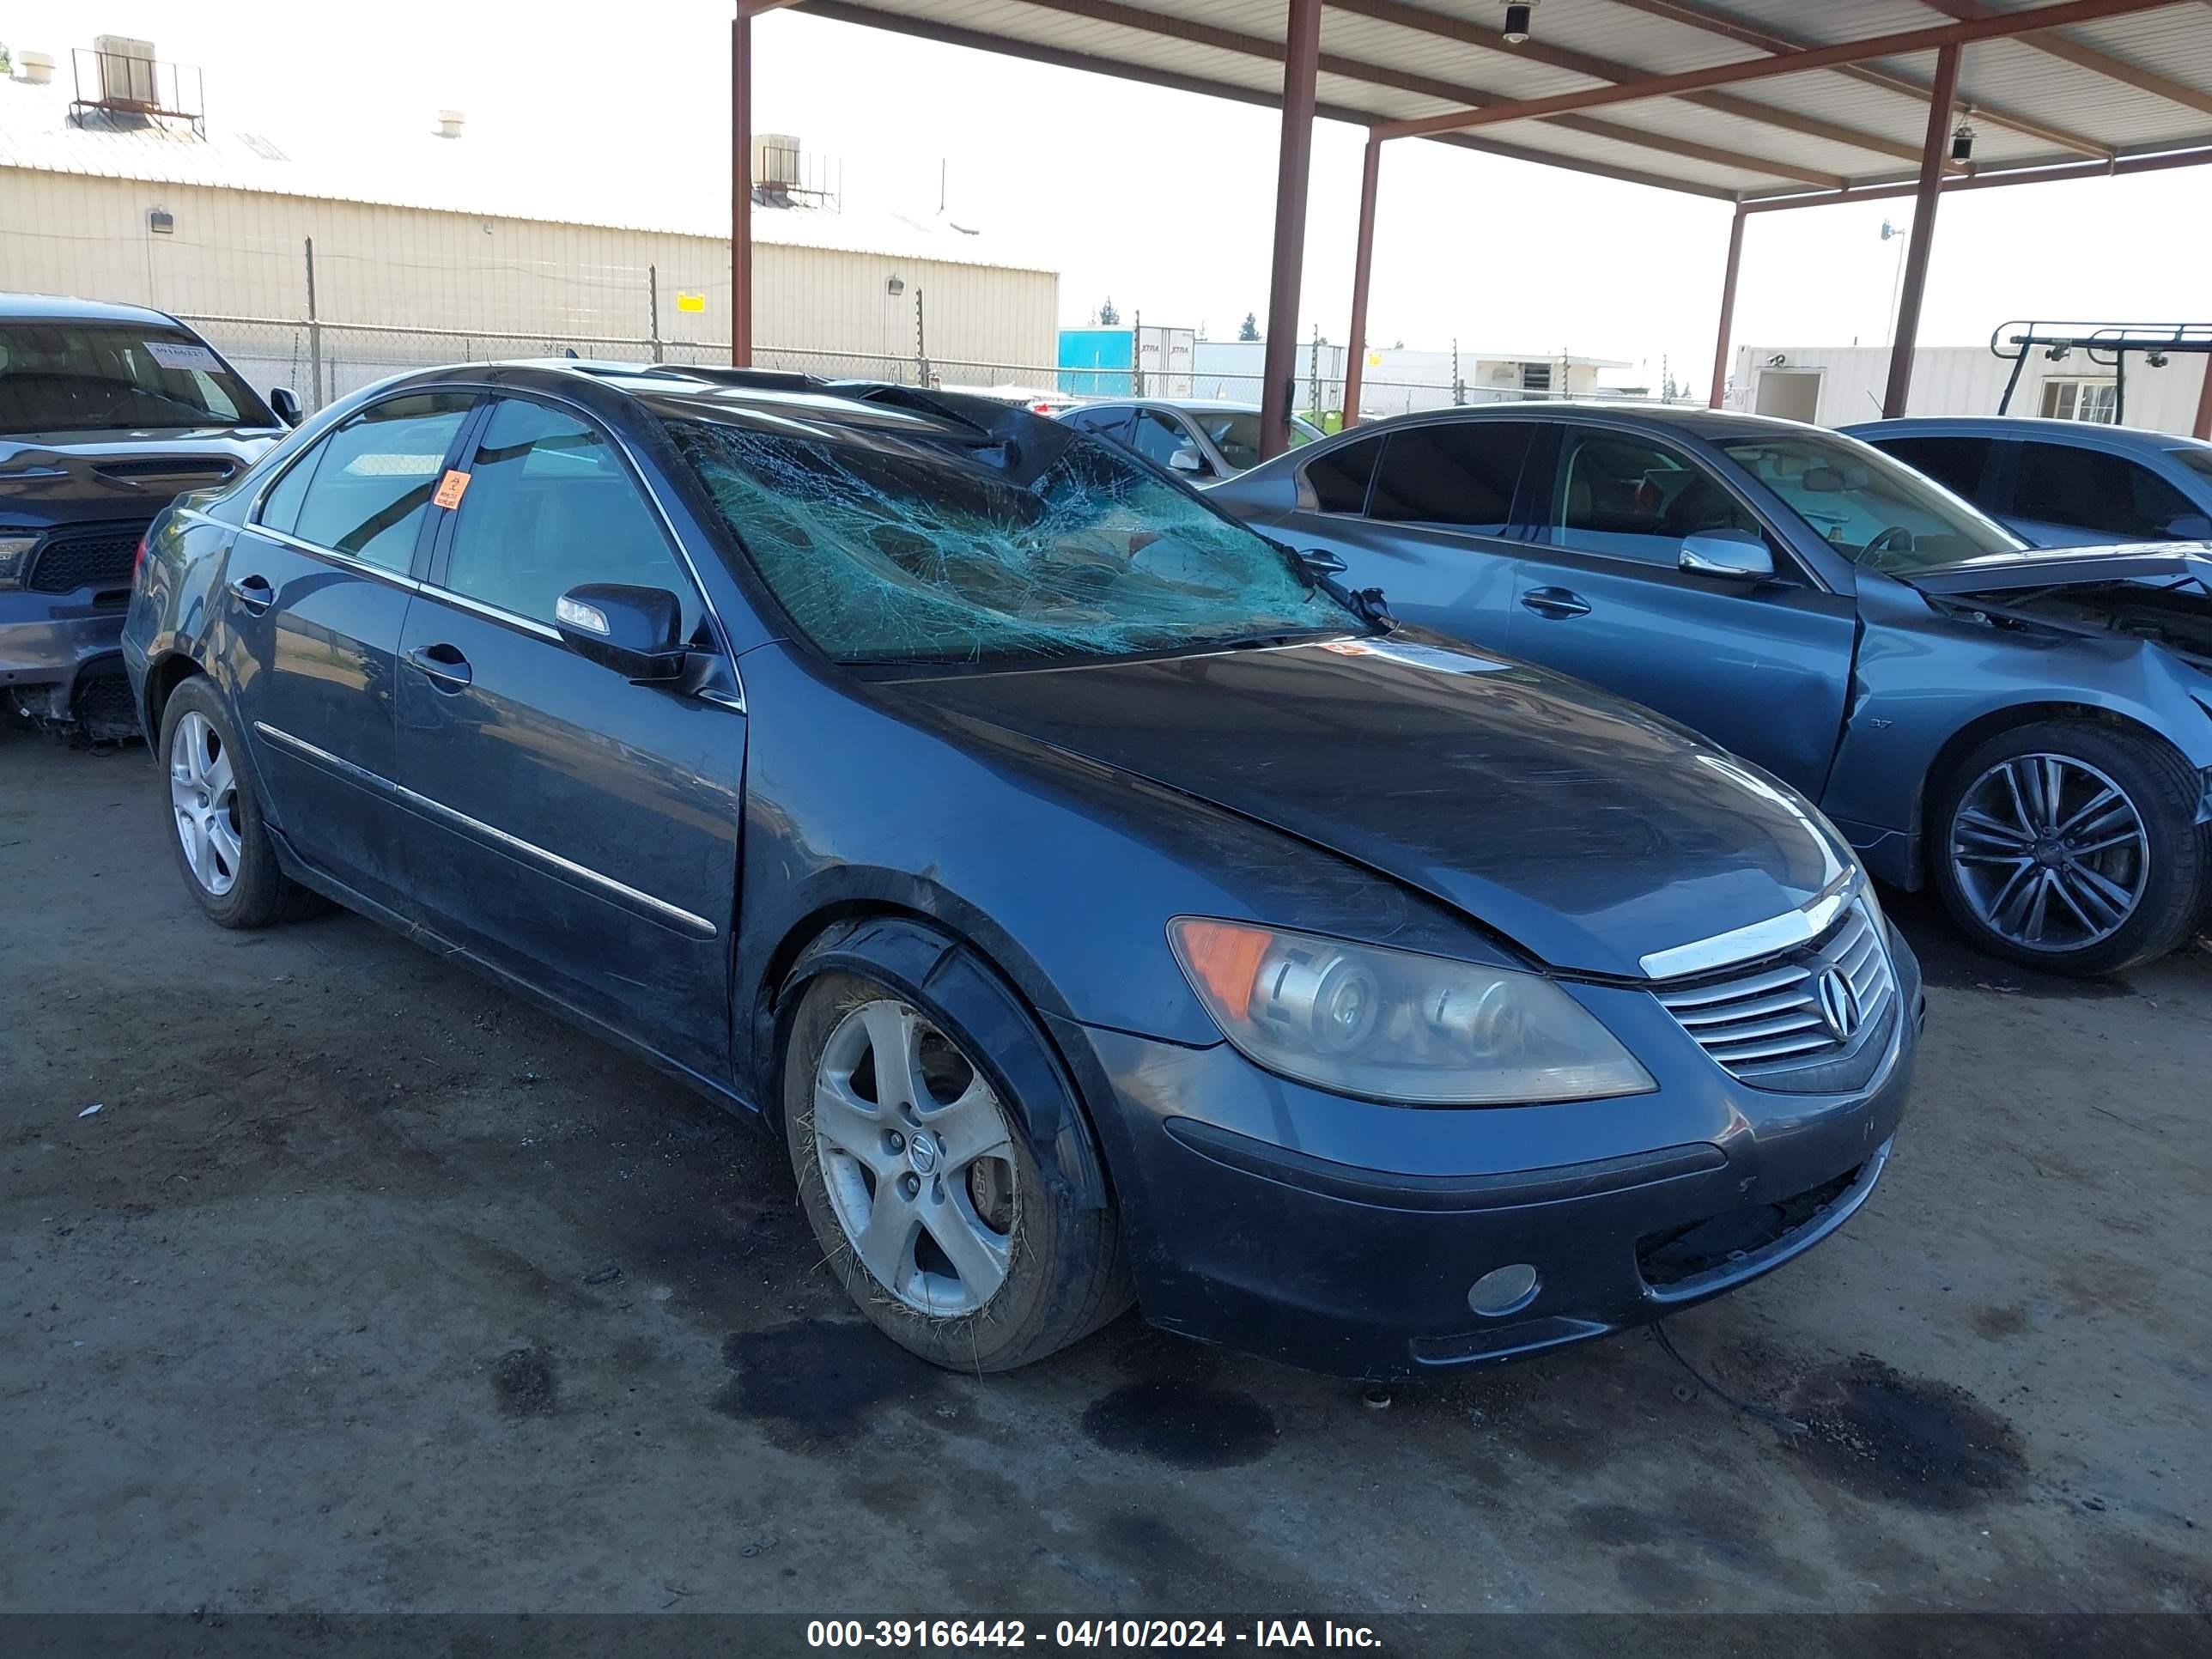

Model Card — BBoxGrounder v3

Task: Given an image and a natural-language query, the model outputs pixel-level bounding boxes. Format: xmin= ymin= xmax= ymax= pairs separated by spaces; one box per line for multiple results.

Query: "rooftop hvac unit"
xmin=753 ymin=133 xmax=802 ymax=189
xmin=92 ymin=34 xmax=158 ymax=110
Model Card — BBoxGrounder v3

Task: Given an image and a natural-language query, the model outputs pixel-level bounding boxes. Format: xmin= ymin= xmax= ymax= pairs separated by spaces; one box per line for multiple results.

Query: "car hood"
xmin=1905 ymin=543 xmax=2212 ymax=595
xmin=0 ymin=428 xmax=282 ymax=527
xmin=874 ymin=635 xmax=1850 ymax=979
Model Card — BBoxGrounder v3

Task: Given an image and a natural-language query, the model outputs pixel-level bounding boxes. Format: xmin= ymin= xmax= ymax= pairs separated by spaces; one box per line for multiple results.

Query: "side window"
xmin=441 ymin=398 xmax=691 ymax=629
xmin=289 ymin=392 xmax=476 ymax=571
xmin=1299 ymin=434 xmax=1382 ymax=514
xmin=1131 ymin=409 xmax=1198 ymax=471
xmin=1547 ymin=427 xmax=1762 ymax=567
xmin=2014 ymin=442 xmax=2195 ymax=540
xmin=1369 ymin=421 xmax=1536 ymax=534
xmin=1874 ymin=435 xmax=1996 ymax=503
xmin=257 ymin=444 xmax=321 ymax=538
xmin=1067 ymin=406 xmax=1133 ymax=444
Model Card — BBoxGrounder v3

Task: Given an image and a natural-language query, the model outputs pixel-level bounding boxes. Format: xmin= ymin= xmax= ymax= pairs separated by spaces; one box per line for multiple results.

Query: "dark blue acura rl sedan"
xmin=125 ymin=363 xmax=1920 ymax=1376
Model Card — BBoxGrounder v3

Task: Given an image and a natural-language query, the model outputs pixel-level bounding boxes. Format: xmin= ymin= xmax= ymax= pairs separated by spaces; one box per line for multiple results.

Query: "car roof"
xmin=1325 ymin=400 xmax=1807 ymax=442
xmin=0 ymin=290 xmax=188 ymax=327
xmin=367 ymin=359 xmax=1043 ymax=447
xmin=1842 ymin=414 xmax=2212 ymax=452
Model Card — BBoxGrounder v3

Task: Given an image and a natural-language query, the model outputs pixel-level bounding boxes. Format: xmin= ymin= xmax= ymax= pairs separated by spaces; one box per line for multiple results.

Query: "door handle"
xmin=226 ymin=574 xmax=274 ymax=614
xmin=1520 ymin=586 xmax=1591 ymax=619
xmin=408 ymin=642 xmax=472 ymax=692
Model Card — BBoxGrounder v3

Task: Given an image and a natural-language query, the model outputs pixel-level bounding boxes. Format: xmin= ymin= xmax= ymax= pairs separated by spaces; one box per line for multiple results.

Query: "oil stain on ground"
xmin=714 ymin=1320 xmax=942 ymax=1443
xmin=1080 ymin=1379 xmax=1278 ymax=1469
xmin=1787 ymin=1354 xmax=2025 ymax=1511
xmin=489 ymin=1346 xmax=558 ymax=1416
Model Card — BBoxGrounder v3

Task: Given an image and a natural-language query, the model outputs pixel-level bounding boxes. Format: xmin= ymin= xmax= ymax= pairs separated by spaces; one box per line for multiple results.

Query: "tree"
xmin=1237 ymin=312 xmax=1260 ymax=342
xmin=1097 ymin=297 xmax=1121 ymax=326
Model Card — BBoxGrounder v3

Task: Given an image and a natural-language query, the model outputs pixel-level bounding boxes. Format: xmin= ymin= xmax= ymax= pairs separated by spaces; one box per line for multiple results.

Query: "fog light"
xmin=1468 ymin=1263 xmax=1540 ymax=1316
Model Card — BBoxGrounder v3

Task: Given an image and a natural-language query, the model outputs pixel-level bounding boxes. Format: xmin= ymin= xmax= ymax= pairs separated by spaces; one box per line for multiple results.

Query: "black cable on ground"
xmin=1653 ymin=1320 xmax=1808 ymax=1439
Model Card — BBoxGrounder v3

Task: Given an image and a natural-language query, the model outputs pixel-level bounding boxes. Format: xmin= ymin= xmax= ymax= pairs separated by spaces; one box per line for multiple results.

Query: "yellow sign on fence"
xmin=676 ymin=292 xmax=706 ymax=314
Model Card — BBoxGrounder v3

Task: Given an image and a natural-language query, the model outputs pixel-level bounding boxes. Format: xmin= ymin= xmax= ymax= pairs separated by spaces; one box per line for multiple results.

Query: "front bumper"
xmin=1059 ymin=929 xmax=1923 ymax=1377
xmin=1 ymin=596 xmax=127 ymax=716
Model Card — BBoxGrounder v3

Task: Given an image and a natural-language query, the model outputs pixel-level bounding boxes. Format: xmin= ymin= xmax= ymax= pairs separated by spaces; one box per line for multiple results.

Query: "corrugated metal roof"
xmin=0 ymin=71 xmax=1056 ymax=272
xmin=796 ymin=0 xmax=2212 ymax=202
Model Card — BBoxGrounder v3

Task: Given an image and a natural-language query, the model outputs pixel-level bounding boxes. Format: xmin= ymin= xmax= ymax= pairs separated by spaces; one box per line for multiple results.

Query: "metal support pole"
xmin=1259 ymin=0 xmax=1322 ymax=459
xmin=1709 ymin=205 xmax=1746 ymax=409
xmin=303 ymin=236 xmax=322 ymax=410
xmin=730 ymin=9 xmax=753 ymax=368
xmin=2195 ymin=356 xmax=2212 ymax=441
xmin=1341 ymin=135 xmax=1382 ymax=428
xmin=648 ymin=264 xmax=663 ymax=363
xmin=1882 ymin=42 xmax=1959 ymax=418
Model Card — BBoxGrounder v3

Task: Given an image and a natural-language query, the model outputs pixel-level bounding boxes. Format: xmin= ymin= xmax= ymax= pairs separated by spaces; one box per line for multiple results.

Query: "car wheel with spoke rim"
xmin=1932 ymin=720 xmax=2209 ymax=976
xmin=156 ymin=676 xmax=314 ymax=929
xmin=784 ymin=968 xmax=1131 ymax=1370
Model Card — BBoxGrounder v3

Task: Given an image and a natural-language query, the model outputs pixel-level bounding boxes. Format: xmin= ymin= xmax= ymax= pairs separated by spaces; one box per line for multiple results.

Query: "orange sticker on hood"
xmin=433 ymin=469 xmax=471 ymax=509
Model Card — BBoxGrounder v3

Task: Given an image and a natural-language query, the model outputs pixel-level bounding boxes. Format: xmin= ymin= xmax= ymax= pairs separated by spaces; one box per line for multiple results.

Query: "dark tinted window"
xmin=289 ymin=392 xmax=475 ymax=572
xmin=441 ymin=398 xmax=690 ymax=628
xmin=1370 ymin=422 xmax=1535 ymax=533
xmin=2015 ymin=442 xmax=2196 ymax=540
xmin=0 ymin=321 xmax=271 ymax=434
xmin=1872 ymin=434 xmax=1996 ymax=501
xmin=1301 ymin=434 xmax=1382 ymax=514
xmin=1551 ymin=428 xmax=1761 ymax=567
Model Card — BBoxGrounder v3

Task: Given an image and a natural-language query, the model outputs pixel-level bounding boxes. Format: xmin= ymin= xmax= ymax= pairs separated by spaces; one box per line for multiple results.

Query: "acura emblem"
xmin=1815 ymin=968 xmax=1861 ymax=1041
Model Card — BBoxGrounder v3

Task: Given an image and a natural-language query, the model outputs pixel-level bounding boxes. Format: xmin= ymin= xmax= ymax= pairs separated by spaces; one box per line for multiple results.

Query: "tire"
xmin=1930 ymin=719 xmax=2210 ymax=975
xmin=783 ymin=969 xmax=1131 ymax=1372
xmin=158 ymin=677 xmax=316 ymax=929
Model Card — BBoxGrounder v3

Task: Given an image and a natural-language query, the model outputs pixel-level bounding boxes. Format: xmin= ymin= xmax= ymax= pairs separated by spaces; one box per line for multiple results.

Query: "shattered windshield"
xmin=0 ymin=323 xmax=273 ymax=434
xmin=1717 ymin=431 xmax=2021 ymax=574
xmin=672 ymin=413 xmax=1358 ymax=665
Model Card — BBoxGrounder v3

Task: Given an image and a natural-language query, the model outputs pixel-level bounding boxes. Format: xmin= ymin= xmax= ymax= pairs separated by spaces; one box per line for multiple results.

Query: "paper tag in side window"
xmin=143 ymin=340 xmax=223 ymax=373
xmin=433 ymin=470 xmax=471 ymax=509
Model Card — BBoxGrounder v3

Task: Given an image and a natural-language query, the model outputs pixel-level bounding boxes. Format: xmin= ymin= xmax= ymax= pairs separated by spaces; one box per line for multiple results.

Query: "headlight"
xmin=0 ymin=534 xmax=38 ymax=590
xmin=1168 ymin=918 xmax=1655 ymax=1106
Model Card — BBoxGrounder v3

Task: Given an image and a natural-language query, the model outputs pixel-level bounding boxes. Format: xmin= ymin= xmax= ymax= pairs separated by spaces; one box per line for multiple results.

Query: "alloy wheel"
xmin=811 ymin=999 xmax=1018 ymax=1318
xmin=169 ymin=709 xmax=243 ymax=898
xmin=1949 ymin=752 xmax=2149 ymax=951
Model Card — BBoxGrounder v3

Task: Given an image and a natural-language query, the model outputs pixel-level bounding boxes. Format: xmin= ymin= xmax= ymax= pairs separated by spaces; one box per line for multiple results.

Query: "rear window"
xmin=0 ymin=322 xmax=272 ymax=434
xmin=1370 ymin=422 xmax=1536 ymax=534
xmin=1869 ymin=434 xmax=1997 ymax=501
xmin=1300 ymin=434 xmax=1382 ymax=514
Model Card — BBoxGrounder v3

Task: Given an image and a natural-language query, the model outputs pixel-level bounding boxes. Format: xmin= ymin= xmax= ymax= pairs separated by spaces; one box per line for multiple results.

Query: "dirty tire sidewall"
xmin=1930 ymin=719 xmax=2210 ymax=976
xmin=158 ymin=676 xmax=298 ymax=931
xmin=783 ymin=969 xmax=1131 ymax=1373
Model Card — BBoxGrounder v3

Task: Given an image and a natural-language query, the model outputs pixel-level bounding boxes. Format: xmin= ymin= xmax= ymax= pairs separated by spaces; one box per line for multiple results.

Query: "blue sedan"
xmin=1209 ymin=404 xmax=2212 ymax=975
xmin=124 ymin=363 xmax=1917 ymax=1376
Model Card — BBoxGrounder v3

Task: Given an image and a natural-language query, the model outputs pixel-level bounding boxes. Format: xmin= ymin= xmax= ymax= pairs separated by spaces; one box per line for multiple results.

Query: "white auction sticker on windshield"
xmin=143 ymin=340 xmax=222 ymax=373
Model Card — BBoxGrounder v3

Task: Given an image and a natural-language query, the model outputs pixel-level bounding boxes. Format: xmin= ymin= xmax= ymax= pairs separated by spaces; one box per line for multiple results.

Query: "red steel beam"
xmin=1917 ymin=0 xmax=2212 ymax=119
xmin=1603 ymin=0 xmax=2112 ymax=159
xmin=731 ymin=8 xmax=752 ymax=366
xmin=1710 ymin=205 xmax=1747 ymax=410
xmin=1261 ymin=0 xmax=1322 ymax=459
xmin=1740 ymin=140 xmax=2212 ymax=210
xmin=1883 ymin=44 xmax=1961 ymax=417
xmin=1341 ymin=135 xmax=1383 ymax=428
xmin=1373 ymin=0 xmax=2179 ymax=142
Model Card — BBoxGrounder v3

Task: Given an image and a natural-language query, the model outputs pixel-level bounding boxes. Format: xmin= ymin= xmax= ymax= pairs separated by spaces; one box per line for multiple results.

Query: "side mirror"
xmin=1679 ymin=532 xmax=1775 ymax=580
xmin=555 ymin=583 xmax=688 ymax=682
xmin=268 ymin=386 xmax=303 ymax=428
xmin=2160 ymin=512 xmax=2212 ymax=541
xmin=1168 ymin=443 xmax=1208 ymax=476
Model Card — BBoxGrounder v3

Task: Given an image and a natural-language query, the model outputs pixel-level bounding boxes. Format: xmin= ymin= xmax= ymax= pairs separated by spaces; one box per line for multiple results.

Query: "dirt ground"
xmin=3 ymin=723 xmax=2208 ymax=1620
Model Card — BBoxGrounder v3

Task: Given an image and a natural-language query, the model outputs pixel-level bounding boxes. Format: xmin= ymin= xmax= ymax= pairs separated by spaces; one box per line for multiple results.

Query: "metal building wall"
xmin=0 ymin=167 xmax=1057 ymax=369
xmin=1732 ymin=343 xmax=2212 ymax=436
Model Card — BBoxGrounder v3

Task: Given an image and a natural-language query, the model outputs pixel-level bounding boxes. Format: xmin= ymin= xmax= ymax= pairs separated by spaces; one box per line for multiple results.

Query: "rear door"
xmin=1265 ymin=418 xmax=1539 ymax=654
xmin=1503 ymin=422 xmax=1856 ymax=794
xmin=392 ymin=392 xmax=744 ymax=1075
xmin=224 ymin=388 xmax=478 ymax=908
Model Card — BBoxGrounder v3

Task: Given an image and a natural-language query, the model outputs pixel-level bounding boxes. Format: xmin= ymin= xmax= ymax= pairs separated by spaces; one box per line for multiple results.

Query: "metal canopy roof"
xmin=792 ymin=0 xmax=2212 ymax=203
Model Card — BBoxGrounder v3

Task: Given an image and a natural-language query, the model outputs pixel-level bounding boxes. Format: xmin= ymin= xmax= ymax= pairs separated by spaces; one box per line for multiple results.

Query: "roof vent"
xmin=435 ymin=109 xmax=465 ymax=138
xmin=17 ymin=49 xmax=57 ymax=84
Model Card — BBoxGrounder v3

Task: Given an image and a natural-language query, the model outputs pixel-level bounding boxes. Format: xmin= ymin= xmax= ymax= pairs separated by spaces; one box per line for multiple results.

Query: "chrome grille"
xmin=1654 ymin=899 xmax=1896 ymax=1082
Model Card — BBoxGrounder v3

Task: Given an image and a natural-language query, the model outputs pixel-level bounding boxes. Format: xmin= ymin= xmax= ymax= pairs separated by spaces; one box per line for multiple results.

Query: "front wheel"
xmin=783 ymin=970 xmax=1131 ymax=1371
xmin=1931 ymin=720 xmax=2210 ymax=975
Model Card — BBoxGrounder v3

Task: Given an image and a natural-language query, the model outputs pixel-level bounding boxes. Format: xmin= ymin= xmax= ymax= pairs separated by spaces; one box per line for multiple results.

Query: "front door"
xmin=224 ymin=389 xmax=477 ymax=908
xmin=391 ymin=393 xmax=744 ymax=1076
xmin=1504 ymin=423 xmax=1856 ymax=797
